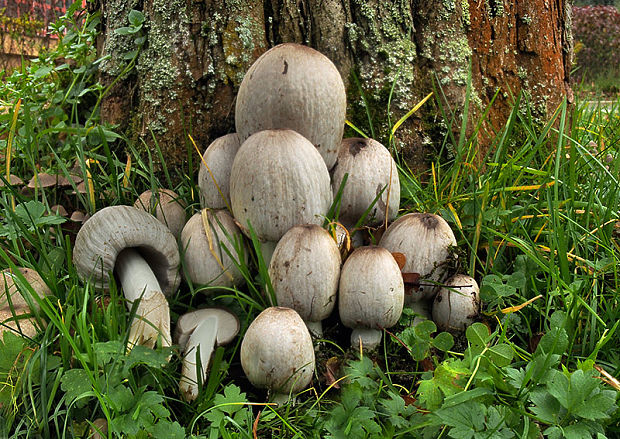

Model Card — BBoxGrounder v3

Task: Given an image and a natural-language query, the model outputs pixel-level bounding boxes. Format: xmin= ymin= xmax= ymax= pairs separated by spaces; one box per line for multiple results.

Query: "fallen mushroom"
xmin=241 ymin=307 xmax=315 ymax=405
xmin=331 ymin=138 xmax=400 ymax=227
xmin=379 ymin=213 xmax=457 ymax=303
xmin=432 ymin=274 xmax=480 ymax=332
xmin=338 ymin=246 xmax=404 ymax=350
xmin=72 ymin=205 xmax=181 ymax=349
xmin=198 ymin=133 xmax=241 ymax=209
xmin=175 ymin=308 xmax=240 ymax=401
xmin=235 ymin=43 xmax=346 ymax=170
xmin=268 ymin=224 xmax=341 ymax=337
xmin=134 ymin=189 xmax=187 ymax=240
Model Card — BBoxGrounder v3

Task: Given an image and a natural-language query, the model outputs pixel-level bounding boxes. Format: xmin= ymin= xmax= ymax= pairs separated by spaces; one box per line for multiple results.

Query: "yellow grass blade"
xmin=122 ymin=154 xmax=132 ymax=188
xmin=447 ymin=203 xmax=462 ymax=230
xmin=390 ymin=92 xmax=433 ymax=142
xmin=501 ymin=295 xmax=543 ymax=314
xmin=189 ymin=134 xmax=232 ymax=214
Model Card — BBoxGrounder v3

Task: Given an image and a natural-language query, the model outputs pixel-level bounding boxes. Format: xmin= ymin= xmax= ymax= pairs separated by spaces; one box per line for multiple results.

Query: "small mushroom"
xmin=72 ymin=206 xmax=181 ymax=349
xmin=241 ymin=307 xmax=315 ymax=405
xmin=175 ymin=308 xmax=240 ymax=401
xmin=338 ymin=246 xmax=404 ymax=350
xmin=0 ymin=174 xmax=23 ymax=187
xmin=180 ymin=209 xmax=245 ymax=289
xmin=134 ymin=189 xmax=186 ymax=240
xmin=268 ymin=224 xmax=341 ymax=337
xmin=331 ymin=138 xmax=400 ymax=227
xmin=432 ymin=274 xmax=480 ymax=332
xmin=379 ymin=213 xmax=457 ymax=303
xmin=1 ymin=268 xmax=51 ymax=339
xmin=198 ymin=133 xmax=241 ymax=209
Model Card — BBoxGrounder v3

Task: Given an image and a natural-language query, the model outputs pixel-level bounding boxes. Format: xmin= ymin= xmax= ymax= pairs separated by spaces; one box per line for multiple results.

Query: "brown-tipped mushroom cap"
xmin=28 ymin=173 xmax=57 ymax=189
xmin=1 ymin=267 xmax=51 ymax=312
xmin=241 ymin=307 xmax=315 ymax=402
xmin=235 ymin=43 xmax=346 ymax=170
xmin=134 ymin=189 xmax=187 ymax=239
xmin=432 ymin=274 xmax=480 ymax=332
xmin=198 ymin=133 xmax=242 ymax=209
xmin=0 ymin=309 xmax=42 ymax=339
xmin=331 ymin=138 xmax=400 ymax=226
xmin=72 ymin=205 xmax=181 ymax=295
xmin=379 ymin=213 xmax=457 ymax=302
xmin=230 ymin=129 xmax=332 ymax=242
xmin=174 ymin=307 xmax=240 ymax=351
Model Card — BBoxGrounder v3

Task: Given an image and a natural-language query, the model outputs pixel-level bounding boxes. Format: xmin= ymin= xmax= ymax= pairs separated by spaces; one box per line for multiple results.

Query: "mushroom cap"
xmin=432 ymin=274 xmax=480 ymax=332
xmin=331 ymin=138 xmax=400 ymax=226
xmin=134 ymin=189 xmax=187 ymax=240
xmin=268 ymin=225 xmax=341 ymax=323
xmin=379 ymin=213 xmax=457 ymax=302
xmin=241 ymin=307 xmax=315 ymax=394
xmin=198 ymin=133 xmax=242 ymax=209
xmin=235 ymin=43 xmax=346 ymax=170
xmin=230 ymin=129 xmax=332 ymax=242
xmin=0 ymin=309 xmax=43 ymax=339
xmin=180 ymin=209 xmax=246 ymax=289
xmin=72 ymin=205 xmax=181 ymax=296
xmin=0 ymin=174 xmax=23 ymax=187
xmin=174 ymin=307 xmax=240 ymax=351
xmin=338 ymin=246 xmax=404 ymax=331
xmin=1 ymin=267 xmax=51 ymax=312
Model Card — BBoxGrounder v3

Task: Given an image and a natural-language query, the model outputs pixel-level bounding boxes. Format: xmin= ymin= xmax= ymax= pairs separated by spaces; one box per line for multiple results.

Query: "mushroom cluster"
xmin=67 ymin=42 xmax=481 ymax=406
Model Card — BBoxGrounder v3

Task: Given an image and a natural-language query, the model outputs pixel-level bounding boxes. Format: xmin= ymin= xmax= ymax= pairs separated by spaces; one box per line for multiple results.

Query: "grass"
xmin=1 ymin=6 xmax=619 ymax=439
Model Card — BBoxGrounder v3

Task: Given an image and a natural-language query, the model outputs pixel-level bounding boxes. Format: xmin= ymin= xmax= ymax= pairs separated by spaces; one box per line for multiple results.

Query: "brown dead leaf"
xmin=324 ymin=356 xmax=342 ymax=389
xmin=392 ymin=252 xmax=406 ymax=270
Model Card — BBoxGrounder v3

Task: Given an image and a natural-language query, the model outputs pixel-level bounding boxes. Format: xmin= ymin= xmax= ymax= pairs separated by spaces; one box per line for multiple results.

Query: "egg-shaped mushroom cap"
xmin=235 ymin=43 xmax=346 ymax=170
xmin=134 ymin=189 xmax=187 ymax=240
xmin=72 ymin=205 xmax=181 ymax=296
xmin=241 ymin=307 xmax=315 ymax=394
xmin=1 ymin=267 xmax=51 ymax=312
xmin=230 ymin=129 xmax=332 ymax=242
xmin=432 ymin=274 xmax=480 ymax=332
xmin=269 ymin=224 xmax=341 ymax=322
xmin=339 ymin=246 xmax=404 ymax=330
xmin=332 ymin=138 xmax=400 ymax=226
xmin=198 ymin=133 xmax=241 ymax=209
xmin=379 ymin=213 xmax=457 ymax=301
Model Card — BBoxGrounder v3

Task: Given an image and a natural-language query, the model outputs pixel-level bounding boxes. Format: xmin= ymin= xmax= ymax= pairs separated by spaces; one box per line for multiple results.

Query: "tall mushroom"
xmin=241 ymin=307 xmax=315 ymax=405
xmin=175 ymin=308 xmax=240 ymax=401
xmin=235 ymin=43 xmax=346 ymax=170
xmin=230 ymin=129 xmax=332 ymax=261
xmin=339 ymin=246 xmax=404 ymax=350
xmin=73 ymin=205 xmax=180 ymax=349
xmin=268 ymin=224 xmax=341 ymax=337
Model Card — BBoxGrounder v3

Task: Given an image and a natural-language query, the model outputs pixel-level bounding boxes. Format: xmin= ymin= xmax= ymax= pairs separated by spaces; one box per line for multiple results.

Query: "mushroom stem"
xmin=115 ymin=248 xmax=171 ymax=349
xmin=351 ymin=328 xmax=382 ymax=351
xmin=180 ymin=314 xmax=218 ymax=401
xmin=305 ymin=320 xmax=323 ymax=338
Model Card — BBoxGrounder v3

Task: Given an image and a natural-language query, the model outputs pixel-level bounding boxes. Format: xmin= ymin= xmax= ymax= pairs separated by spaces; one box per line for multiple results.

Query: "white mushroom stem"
xmin=180 ymin=315 xmax=218 ymax=402
xmin=115 ymin=248 xmax=171 ymax=349
xmin=351 ymin=328 xmax=382 ymax=351
xmin=305 ymin=321 xmax=323 ymax=339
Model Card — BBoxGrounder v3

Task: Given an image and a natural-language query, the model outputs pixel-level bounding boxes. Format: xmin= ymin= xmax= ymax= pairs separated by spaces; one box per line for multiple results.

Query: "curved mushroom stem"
xmin=115 ymin=248 xmax=171 ymax=349
xmin=351 ymin=328 xmax=382 ymax=351
xmin=180 ymin=314 xmax=218 ymax=402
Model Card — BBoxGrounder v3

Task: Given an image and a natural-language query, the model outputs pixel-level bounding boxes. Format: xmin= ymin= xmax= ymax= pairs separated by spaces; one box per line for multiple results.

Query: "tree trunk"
xmin=92 ymin=0 xmax=572 ymax=178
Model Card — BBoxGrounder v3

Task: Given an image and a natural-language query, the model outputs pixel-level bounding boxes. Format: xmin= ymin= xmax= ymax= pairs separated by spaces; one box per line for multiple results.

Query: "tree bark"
xmin=92 ymin=0 xmax=572 ymax=177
